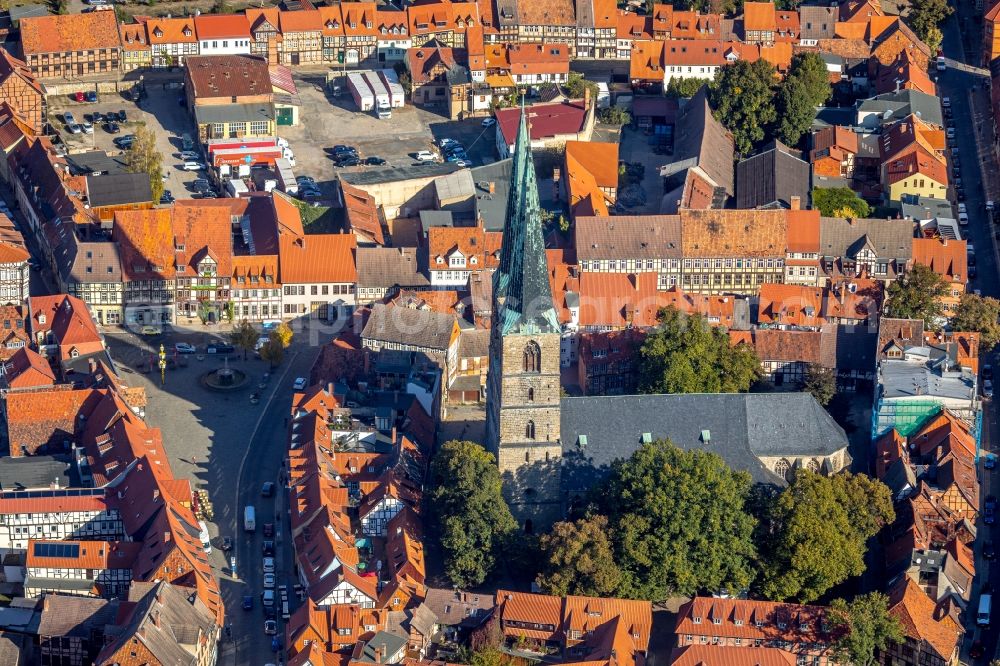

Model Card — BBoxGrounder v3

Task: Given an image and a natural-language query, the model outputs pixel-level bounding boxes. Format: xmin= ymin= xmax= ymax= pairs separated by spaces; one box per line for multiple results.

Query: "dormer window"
xmin=692 ymin=616 xmax=701 ymax=624
xmin=38 ymin=314 xmax=45 ymax=325
xmin=183 ymin=27 xmax=192 ymax=36
xmin=154 ymin=28 xmax=163 ymax=37
xmin=470 ymin=256 xmax=478 ymax=265
xmin=365 ymin=20 xmax=372 ymax=28
xmin=712 ymin=618 xmax=721 ymax=625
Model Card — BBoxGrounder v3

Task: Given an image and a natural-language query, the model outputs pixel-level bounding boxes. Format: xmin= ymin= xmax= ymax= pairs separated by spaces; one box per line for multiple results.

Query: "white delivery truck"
xmin=244 ymin=505 xmax=256 ymax=532
xmin=226 ymin=179 xmax=249 ymax=198
xmin=363 ymin=71 xmax=392 ymax=119
xmin=275 ymin=158 xmax=297 ymax=195
xmin=379 ymin=69 xmax=406 ymax=108
xmin=347 ymin=72 xmax=374 ymax=112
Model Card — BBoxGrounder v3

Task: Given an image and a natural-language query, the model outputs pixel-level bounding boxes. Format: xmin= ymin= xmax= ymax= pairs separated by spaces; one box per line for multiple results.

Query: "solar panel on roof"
xmin=33 ymin=542 xmax=80 ymax=559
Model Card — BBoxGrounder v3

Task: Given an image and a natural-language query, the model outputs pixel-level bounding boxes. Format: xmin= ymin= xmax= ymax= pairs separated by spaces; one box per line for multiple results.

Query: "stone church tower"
xmin=485 ymin=105 xmax=563 ymax=532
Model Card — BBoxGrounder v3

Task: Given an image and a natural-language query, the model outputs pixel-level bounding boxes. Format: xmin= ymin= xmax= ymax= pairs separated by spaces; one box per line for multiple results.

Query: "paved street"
xmin=944 ymin=3 xmax=1000 ymax=662
xmin=103 ymin=324 xmax=325 ymax=664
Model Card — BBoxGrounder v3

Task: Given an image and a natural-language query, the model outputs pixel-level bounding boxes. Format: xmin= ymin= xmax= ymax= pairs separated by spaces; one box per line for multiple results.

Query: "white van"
xmin=197 ymin=520 xmax=211 ymax=554
xmin=978 ymin=593 xmax=992 ymax=626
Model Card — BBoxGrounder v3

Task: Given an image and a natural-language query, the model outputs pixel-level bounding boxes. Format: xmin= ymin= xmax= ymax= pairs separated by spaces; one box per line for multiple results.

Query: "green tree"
xmin=536 ymin=515 xmax=622 ymax=597
xmin=601 ymin=440 xmax=757 ymax=599
xmin=665 ymin=78 xmax=706 ymax=99
xmin=429 ymin=441 xmax=517 ymax=588
xmin=598 ymin=106 xmax=631 ymax=126
xmin=638 ymin=306 xmax=761 ymax=394
xmin=801 ymin=364 xmax=837 ymax=406
xmin=228 ymin=319 xmax=258 ymax=360
xmin=830 ymin=592 xmax=904 ymax=666
xmin=775 ymin=53 xmax=832 ymax=146
xmin=564 ymin=72 xmax=599 ymax=103
xmin=224 ymin=301 xmax=235 ymax=322
xmin=907 ymin=0 xmax=952 ymax=46
xmin=886 ymin=263 xmax=950 ymax=325
xmin=259 ymin=337 xmax=284 ymax=369
xmin=811 ymin=187 xmax=871 ymax=218
xmin=923 ymin=26 xmax=943 ymax=55
xmin=124 ymin=126 xmax=164 ymax=204
xmin=710 ymin=58 xmax=777 ymax=156
xmin=761 ymin=472 xmax=894 ymax=603
xmin=951 ymin=292 xmax=1000 ymax=349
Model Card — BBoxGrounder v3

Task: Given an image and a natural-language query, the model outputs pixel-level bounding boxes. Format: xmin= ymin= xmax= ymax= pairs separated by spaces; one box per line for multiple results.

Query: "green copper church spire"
xmin=492 ymin=101 xmax=561 ymax=336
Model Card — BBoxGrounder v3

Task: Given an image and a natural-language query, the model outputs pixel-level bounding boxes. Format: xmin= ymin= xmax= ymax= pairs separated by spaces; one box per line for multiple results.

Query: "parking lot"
xmin=277 ymin=74 xmax=499 ymax=191
xmin=48 ymin=84 xmax=202 ymax=202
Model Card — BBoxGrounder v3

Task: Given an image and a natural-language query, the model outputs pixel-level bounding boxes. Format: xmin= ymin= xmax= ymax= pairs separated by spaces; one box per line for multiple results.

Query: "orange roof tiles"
xmin=26 ymin=539 xmax=116 ymax=570
xmin=888 ymin=577 xmax=962 ymax=661
xmin=280 ymin=9 xmax=323 ymax=33
xmin=618 ymin=13 xmax=652 ymax=40
xmin=193 ymin=14 xmax=251 ymax=39
xmin=670 ymin=10 xmax=722 ymax=39
xmin=170 ymin=201 xmax=234 ymax=278
xmin=3 ymin=346 xmax=55 ymax=389
xmin=31 ymin=293 xmax=104 ymax=361
xmin=279 ymin=233 xmax=357 ymax=285
xmin=507 ymin=43 xmax=570 ymax=76
xmin=120 ymin=23 xmax=150 ymax=50
xmin=743 ymin=1 xmax=777 ymax=33
xmin=577 ymin=272 xmax=734 ymax=329
xmin=676 ymin=597 xmax=838 ymax=645
xmin=20 ymin=11 xmax=122 ymax=55
xmin=115 ymin=209 xmax=176 ymax=283
xmin=681 ymin=209 xmax=787 ymax=257
xmin=912 ymin=238 xmax=967 ymax=284
xmin=565 ymin=141 xmax=618 ymax=219
xmin=629 ymin=40 xmax=663 ymax=80
xmin=145 ymin=17 xmax=197 ymax=44
xmin=671 ymin=645 xmax=796 ymax=666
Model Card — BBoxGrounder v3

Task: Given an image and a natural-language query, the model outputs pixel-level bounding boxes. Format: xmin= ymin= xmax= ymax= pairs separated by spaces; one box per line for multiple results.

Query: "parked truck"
xmin=363 ymin=71 xmax=392 ymax=119
xmin=226 ymin=179 xmax=249 ymax=198
xmin=347 ymin=72 xmax=374 ymax=112
xmin=244 ymin=505 xmax=256 ymax=532
xmin=379 ymin=69 xmax=406 ymax=108
xmin=275 ymin=157 xmax=297 ymax=195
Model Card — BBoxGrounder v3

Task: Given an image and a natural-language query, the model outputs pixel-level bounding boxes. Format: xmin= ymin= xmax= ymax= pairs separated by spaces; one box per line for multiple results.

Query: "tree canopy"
xmin=830 ymin=592 xmax=904 ymax=666
xmin=801 ymin=363 xmax=837 ymax=406
xmin=228 ymin=319 xmax=258 ymax=360
xmin=564 ymin=72 xmax=599 ymax=102
xmin=124 ymin=126 xmax=164 ymax=204
xmin=600 ymin=440 xmax=757 ymax=599
xmin=907 ymin=0 xmax=952 ymax=47
xmin=638 ymin=307 xmax=761 ymax=394
xmin=710 ymin=58 xmax=777 ymax=156
xmin=812 ymin=187 xmax=872 ymax=218
xmin=886 ymin=263 xmax=950 ymax=326
xmin=536 ymin=515 xmax=622 ymax=597
xmin=951 ymin=292 xmax=1000 ymax=350
xmin=760 ymin=471 xmax=894 ymax=603
xmin=665 ymin=77 xmax=706 ymax=99
xmin=429 ymin=441 xmax=517 ymax=588
xmin=775 ymin=53 xmax=832 ymax=146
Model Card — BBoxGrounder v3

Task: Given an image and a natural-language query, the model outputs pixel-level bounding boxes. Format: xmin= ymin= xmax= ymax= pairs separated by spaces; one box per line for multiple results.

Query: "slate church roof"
xmin=560 ymin=392 xmax=849 ymax=493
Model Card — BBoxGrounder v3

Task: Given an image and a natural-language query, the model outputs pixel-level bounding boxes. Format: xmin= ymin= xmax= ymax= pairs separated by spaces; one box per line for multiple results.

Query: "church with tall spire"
xmin=485 ymin=104 xmax=564 ymax=532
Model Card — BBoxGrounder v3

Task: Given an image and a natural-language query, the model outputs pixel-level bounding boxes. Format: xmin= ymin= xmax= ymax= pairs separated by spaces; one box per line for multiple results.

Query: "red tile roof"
xmin=888 ymin=577 xmax=962 ymax=661
xmin=20 ymin=11 xmax=122 ymax=55
xmin=278 ymin=233 xmax=357 ymax=285
xmin=30 ymin=294 xmax=104 ymax=361
xmin=3 ymin=346 xmax=55 ymax=389
xmin=671 ymin=645 xmax=795 ymax=666
xmin=496 ymin=101 xmax=588 ymax=147
xmin=193 ymin=13 xmax=251 ymax=39
xmin=170 ymin=201 xmax=234 ymax=278
xmin=145 ymin=17 xmax=197 ymax=44
xmin=743 ymin=1 xmax=777 ymax=33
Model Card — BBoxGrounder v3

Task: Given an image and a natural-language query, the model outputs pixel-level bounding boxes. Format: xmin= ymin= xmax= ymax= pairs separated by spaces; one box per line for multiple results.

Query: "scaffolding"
xmin=872 ymin=399 xmax=950 ymax=439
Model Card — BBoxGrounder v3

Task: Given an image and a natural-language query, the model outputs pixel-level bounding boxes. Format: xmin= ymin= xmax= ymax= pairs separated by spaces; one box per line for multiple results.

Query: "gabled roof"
xmin=20 ymin=11 xmax=121 ymax=55
xmin=193 ymin=13 xmax=251 ymax=39
xmin=887 ymin=576 xmax=962 ymax=661
xmin=911 ymin=238 xmax=966 ymax=284
xmin=278 ymin=233 xmax=357 ymax=285
xmin=170 ymin=200 xmax=234 ymax=277
xmin=145 ymin=17 xmax=197 ymax=44
xmin=666 ymin=86 xmax=734 ymax=195
xmin=736 ymin=140 xmax=810 ymax=209
xmin=743 ymin=1 xmax=777 ymax=33
xmin=3 ymin=346 xmax=56 ymax=389
xmin=186 ymin=54 xmax=271 ymax=100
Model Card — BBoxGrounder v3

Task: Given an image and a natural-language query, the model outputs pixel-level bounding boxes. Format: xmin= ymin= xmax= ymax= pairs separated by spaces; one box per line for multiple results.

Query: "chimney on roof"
xmin=375 ymin=646 xmax=384 ymax=664
xmin=164 ymin=531 xmax=171 ymax=543
xmin=584 ymin=86 xmax=591 ymax=110
xmin=790 ymin=195 xmax=801 ymax=211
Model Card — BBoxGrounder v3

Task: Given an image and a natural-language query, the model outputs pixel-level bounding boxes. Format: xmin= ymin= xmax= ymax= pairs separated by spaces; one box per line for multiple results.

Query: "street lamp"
xmin=158 ymin=343 xmax=166 ymax=385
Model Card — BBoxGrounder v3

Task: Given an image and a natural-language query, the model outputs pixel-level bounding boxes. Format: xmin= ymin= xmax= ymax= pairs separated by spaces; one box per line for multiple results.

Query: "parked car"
xmin=262 ymin=589 xmax=275 ymax=607
xmin=987 ymin=542 xmax=996 ymax=559
xmin=415 ymin=150 xmax=437 ymax=162
xmin=261 ymin=481 xmax=276 ymax=497
xmin=206 ymin=343 xmax=235 ymax=354
xmin=293 ymin=377 xmax=307 ymax=390
xmin=116 ymin=110 xmax=127 ymax=122
xmin=160 ymin=191 xmax=174 ymax=205
xmin=182 ymin=161 xmax=205 ymax=171
xmin=222 ymin=536 xmax=234 ymax=551
xmin=264 ymin=620 xmax=278 ymax=635
xmin=85 ymin=91 xmax=98 ymax=103
xmin=942 ymin=96 xmax=951 ymax=107
xmin=263 ymin=557 xmax=275 ymax=573
xmin=242 ymin=595 xmax=254 ymax=610
xmin=81 ymin=122 xmax=94 ymax=135
xmin=986 ymin=454 xmax=997 ymax=470
xmin=482 ymin=117 xmax=496 ymax=127
xmin=364 ymin=156 xmax=386 ymax=166
xmin=985 ymin=379 xmax=994 ymax=399
xmin=67 ymin=123 xmax=82 ymax=135
xmin=262 ymin=540 xmax=275 ymax=556
xmin=336 ymin=156 xmax=361 ymax=167
xmin=331 ymin=144 xmax=355 ymax=154
xmin=140 ymin=325 xmax=161 ymax=335
xmin=113 ymin=134 xmax=134 ymax=148
xmin=264 ymin=573 xmax=275 ymax=589
xmin=73 ymin=91 xmax=85 ymax=102
xmin=104 ymin=122 xmax=120 ymax=134
xmin=984 ymin=364 xmax=993 ymax=380
xmin=179 ymin=150 xmax=199 ymax=160
xmin=263 ymin=522 xmax=274 ymax=538
xmin=296 ymin=175 xmax=318 ymax=186
xmin=174 ymin=342 xmax=197 ymax=354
